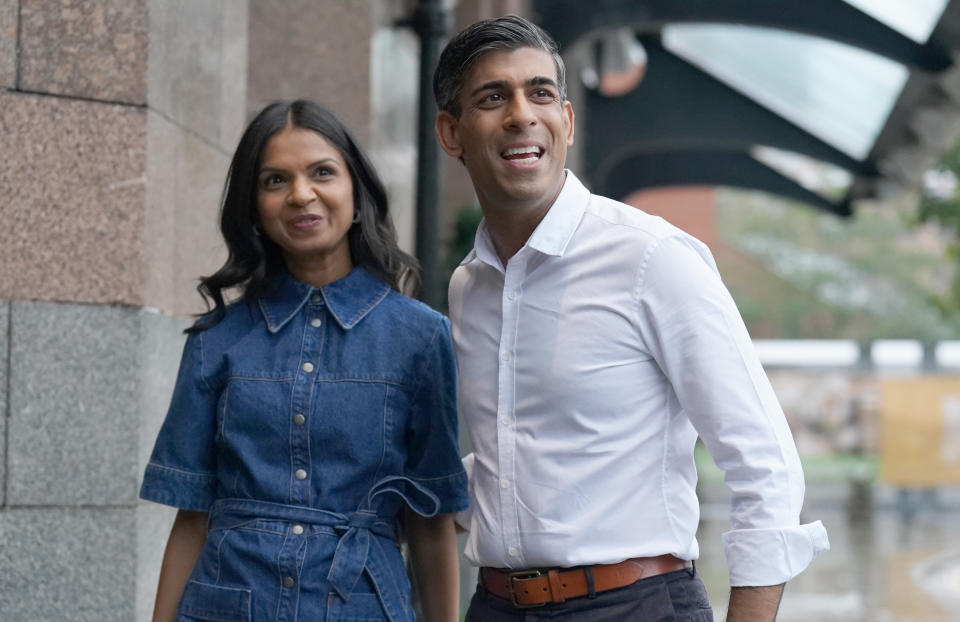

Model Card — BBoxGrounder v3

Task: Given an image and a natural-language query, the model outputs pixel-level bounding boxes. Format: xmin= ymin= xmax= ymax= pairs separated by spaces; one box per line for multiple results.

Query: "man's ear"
xmin=564 ymin=100 xmax=575 ymax=146
xmin=435 ymin=111 xmax=463 ymax=159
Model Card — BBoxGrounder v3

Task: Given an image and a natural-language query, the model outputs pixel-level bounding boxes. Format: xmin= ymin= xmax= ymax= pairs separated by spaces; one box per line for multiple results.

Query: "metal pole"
xmin=401 ymin=0 xmax=450 ymax=309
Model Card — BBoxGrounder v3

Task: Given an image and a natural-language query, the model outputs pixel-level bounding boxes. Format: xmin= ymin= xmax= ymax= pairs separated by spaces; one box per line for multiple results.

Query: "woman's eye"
xmin=262 ymin=174 xmax=284 ymax=187
xmin=313 ymin=167 xmax=332 ymax=178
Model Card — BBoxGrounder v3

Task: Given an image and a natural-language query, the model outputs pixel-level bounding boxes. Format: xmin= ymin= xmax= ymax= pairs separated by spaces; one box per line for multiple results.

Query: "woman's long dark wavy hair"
xmin=188 ymin=100 xmax=420 ymax=333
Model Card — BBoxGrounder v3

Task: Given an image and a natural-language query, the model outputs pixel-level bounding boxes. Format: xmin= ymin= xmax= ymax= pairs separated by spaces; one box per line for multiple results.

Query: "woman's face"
xmin=256 ymin=126 xmax=355 ymax=278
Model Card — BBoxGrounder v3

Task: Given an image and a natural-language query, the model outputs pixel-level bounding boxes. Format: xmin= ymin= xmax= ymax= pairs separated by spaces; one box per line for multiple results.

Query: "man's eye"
xmin=480 ymin=93 xmax=504 ymax=105
xmin=533 ymin=89 xmax=554 ymax=100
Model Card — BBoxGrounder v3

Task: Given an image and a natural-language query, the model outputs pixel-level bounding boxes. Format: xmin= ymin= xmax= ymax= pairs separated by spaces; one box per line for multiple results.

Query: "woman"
xmin=140 ymin=100 xmax=467 ymax=622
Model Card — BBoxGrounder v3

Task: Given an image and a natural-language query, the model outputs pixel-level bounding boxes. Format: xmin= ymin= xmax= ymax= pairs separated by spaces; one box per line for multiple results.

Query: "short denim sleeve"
xmin=405 ymin=316 xmax=469 ymax=515
xmin=140 ymin=331 xmax=218 ymax=511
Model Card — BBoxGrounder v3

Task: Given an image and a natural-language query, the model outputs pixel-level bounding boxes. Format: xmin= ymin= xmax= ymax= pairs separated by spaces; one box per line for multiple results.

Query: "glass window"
xmin=752 ymin=146 xmax=853 ymax=198
xmin=663 ymin=24 xmax=908 ymax=160
xmin=842 ymin=0 xmax=948 ymax=43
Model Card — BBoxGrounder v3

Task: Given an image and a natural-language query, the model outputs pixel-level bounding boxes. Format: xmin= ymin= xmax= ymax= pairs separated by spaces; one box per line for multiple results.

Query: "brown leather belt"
xmin=479 ymin=555 xmax=689 ymax=608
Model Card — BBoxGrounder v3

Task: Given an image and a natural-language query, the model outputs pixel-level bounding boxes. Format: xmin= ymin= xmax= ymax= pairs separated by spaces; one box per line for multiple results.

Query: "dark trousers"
xmin=465 ymin=567 xmax=714 ymax=621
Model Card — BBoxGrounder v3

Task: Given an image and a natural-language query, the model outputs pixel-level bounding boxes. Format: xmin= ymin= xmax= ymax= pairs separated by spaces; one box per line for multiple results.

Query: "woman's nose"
xmin=288 ymin=176 xmax=314 ymax=205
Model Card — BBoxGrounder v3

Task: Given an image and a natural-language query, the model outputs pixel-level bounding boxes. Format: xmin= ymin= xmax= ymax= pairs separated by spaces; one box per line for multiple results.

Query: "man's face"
xmin=436 ymin=47 xmax=574 ymax=215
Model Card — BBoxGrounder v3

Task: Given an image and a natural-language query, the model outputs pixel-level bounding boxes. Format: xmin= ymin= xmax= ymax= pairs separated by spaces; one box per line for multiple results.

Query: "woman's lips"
xmin=289 ymin=214 xmax=322 ymax=229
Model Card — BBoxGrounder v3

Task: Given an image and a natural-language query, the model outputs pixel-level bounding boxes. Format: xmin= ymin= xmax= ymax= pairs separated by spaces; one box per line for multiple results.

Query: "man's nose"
xmin=504 ymin=94 xmax=537 ymax=128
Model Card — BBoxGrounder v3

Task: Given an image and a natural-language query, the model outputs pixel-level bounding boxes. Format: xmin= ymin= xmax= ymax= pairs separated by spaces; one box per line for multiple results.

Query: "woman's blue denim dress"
xmin=140 ymin=267 xmax=469 ymax=622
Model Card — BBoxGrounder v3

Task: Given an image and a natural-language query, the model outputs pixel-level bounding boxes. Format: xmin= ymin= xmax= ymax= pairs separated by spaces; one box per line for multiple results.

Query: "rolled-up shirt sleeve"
xmin=453 ymin=452 xmax=475 ymax=530
xmin=405 ymin=317 xmax=470 ymax=515
xmin=139 ymin=331 xmax=219 ymax=511
xmin=635 ymin=234 xmax=829 ymax=586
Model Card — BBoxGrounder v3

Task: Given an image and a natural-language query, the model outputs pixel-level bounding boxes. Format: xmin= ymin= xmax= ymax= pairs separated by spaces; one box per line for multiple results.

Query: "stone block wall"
xmin=0 ymin=0 xmax=245 ymax=618
xmin=0 ymin=0 xmax=18 ymax=88
xmin=0 ymin=306 xmax=184 ymax=621
xmin=1 ymin=303 xmax=7 ymax=507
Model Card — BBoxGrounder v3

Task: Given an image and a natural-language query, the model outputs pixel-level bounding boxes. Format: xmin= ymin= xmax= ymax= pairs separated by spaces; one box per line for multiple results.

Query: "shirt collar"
xmin=258 ymin=266 xmax=390 ymax=333
xmin=470 ymin=171 xmax=590 ymax=269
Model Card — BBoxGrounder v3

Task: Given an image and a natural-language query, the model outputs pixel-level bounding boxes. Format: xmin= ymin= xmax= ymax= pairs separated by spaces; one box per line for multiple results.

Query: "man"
xmin=434 ymin=15 xmax=829 ymax=622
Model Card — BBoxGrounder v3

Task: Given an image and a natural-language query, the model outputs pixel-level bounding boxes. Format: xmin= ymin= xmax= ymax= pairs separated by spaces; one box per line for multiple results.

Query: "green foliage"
xmin=718 ymin=188 xmax=960 ymax=340
xmin=918 ymin=139 xmax=960 ymax=314
xmin=437 ymin=204 xmax=483 ymax=313
xmin=446 ymin=204 xmax=483 ymax=275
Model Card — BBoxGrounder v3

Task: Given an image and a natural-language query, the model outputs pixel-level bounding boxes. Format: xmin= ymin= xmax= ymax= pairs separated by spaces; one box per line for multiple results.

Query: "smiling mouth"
xmin=501 ymin=145 xmax=543 ymax=165
xmin=290 ymin=215 xmax=322 ymax=229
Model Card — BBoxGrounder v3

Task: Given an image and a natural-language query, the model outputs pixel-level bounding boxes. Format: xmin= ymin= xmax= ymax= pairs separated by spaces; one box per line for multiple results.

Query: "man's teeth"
xmin=502 ymin=146 xmax=542 ymax=159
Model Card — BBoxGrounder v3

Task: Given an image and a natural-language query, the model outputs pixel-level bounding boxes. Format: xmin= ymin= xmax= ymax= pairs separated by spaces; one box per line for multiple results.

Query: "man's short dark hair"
xmin=433 ymin=15 xmax=567 ymax=117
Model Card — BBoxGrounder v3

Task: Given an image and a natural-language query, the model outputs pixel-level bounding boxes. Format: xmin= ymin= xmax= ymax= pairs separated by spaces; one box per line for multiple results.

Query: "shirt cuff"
xmin=139 ymin=462 xmax=216 ymax=512
xmin=454 ymin=453 xmax=475 ymax=531
xmin=722 ymin=520 xmax=830 ymax=586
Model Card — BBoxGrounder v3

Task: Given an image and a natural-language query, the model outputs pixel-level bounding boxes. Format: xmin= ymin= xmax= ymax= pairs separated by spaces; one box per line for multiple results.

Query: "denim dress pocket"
xmin=325 ymin=592 xmax=389 ymax=622
xmin=177 ymin=580 xmax=252 ymax=622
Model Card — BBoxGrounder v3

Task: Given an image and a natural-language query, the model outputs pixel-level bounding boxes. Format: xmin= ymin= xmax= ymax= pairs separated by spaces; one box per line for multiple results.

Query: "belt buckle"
xmin=507 ymin=569 xmax=546 ymax=608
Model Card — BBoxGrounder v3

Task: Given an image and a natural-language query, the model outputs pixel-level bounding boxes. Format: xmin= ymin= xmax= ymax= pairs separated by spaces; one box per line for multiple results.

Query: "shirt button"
xmin=500 ymin=479 xmax=510 ymax=489
xmin=501 ymin=352 xmax=511 ymax=362
xmin=501 ymin=416 xmax=511 ymax=425
xmin=293 ymin=413 xmax=306 ymax=425
xmin=310 ymin=318 xmax=322 ymax=328
xmin=292 ymin=524 xmax=304 ymax=535
xmin=507 ymin=290 xmax=517 ymax=301
xmin=311 ymin=294 xmax=321 ymax=304
xmin=283 ymin=576 xmax=295 ymax=588
xmin=301 ymin=362 xmax=314 ymax=373
xmin=508 ymin=547 xmax=519 ymax=557
xmin=295 ymin=469 xmax=307 ymax=480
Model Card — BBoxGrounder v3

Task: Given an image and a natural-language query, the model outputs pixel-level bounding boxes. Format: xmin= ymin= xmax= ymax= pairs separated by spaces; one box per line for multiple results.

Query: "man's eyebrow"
xmin=470 ymin=76 xmax=558 ymax=97
xmin=529 ymin=76 xmax=558 ymax=88
xmin=470 ymin=80 xmax=508 ymax=96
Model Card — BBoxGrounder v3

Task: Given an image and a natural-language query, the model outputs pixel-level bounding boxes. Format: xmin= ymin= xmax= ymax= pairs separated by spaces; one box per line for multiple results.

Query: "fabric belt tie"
xmin=209 ymin=475 xmax=440 ymax=622
xmin=479 ymin=555 xmax=689 ymax=608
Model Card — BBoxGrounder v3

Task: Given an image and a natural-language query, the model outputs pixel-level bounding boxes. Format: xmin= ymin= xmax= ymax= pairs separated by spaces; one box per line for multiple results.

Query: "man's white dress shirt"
xmin=448 ymin=172 xmax=828 ymax=587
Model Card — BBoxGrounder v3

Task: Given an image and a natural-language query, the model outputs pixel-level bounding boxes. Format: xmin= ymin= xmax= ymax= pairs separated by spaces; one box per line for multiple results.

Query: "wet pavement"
xmin=695 ymin=484 xmax=960 ymax=621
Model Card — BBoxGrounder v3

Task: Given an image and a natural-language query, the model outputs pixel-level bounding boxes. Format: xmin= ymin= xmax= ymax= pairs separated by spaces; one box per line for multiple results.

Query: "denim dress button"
xmin=293 ymin=413 xmax=306 ymax=425
xmin=295 ymin=469 xmax=307 ymax=480
xmin=283 ymin=576 xmax=295 ymax=588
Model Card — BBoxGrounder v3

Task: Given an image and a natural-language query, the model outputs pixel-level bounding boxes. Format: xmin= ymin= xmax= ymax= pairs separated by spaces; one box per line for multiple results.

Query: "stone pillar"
xmin=246 ymin=0 xmax=374 ymax=145
xmin=0 ymin=0 xmax=247 ymax=619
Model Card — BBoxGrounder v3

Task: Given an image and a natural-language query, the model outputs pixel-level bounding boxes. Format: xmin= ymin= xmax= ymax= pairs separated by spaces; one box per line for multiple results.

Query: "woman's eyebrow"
xmin=259 ymin=158 xmax=338 ymax=174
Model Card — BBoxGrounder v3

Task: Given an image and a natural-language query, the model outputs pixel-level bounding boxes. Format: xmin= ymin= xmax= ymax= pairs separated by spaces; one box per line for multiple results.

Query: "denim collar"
xmin=258 ymin=266 xmax=390 ymax=333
